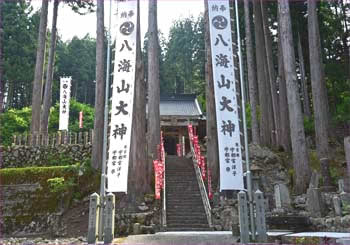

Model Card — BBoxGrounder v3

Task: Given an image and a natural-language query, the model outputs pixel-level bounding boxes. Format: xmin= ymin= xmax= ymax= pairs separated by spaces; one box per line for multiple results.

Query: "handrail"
xmin=190 ymin=142 xmax=212 ymax=227
xmin=162 ymin=157 xmax=167 ymax=228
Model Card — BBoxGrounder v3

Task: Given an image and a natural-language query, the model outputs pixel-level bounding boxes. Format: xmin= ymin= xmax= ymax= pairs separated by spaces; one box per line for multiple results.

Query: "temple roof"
xmin=159 ymin=94 xmax=203 ymax=117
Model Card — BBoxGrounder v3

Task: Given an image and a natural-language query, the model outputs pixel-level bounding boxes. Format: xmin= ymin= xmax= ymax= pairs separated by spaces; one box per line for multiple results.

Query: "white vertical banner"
xmin=107 ymin=0 xmax=138 ymax=193
xmin=59 ymin=77 xmax=72 ymax=131
xmin=208 ymin=0 xmax=244 ymax=191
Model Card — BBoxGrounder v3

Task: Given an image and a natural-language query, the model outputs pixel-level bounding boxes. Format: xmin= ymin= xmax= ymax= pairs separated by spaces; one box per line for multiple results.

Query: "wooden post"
xmin=57 ymin=132 xmax=61 ymax=145
xmin=90 ymin=129 xmax=94 ymax=144
xmin=78 ymin=132 xmax=83 ymax=144
xmin=344 ymin=137 xmax=350 ymax=193
xmin=84 ymin=131 xmax=89 ymax=145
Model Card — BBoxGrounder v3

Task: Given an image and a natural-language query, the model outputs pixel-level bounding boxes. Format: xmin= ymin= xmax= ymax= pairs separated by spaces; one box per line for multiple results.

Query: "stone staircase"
xmin=165 ymin=156 xmax=211 ymax=231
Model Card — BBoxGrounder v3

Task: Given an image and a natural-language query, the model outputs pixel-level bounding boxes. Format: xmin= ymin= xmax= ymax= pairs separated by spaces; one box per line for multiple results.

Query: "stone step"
xmin=166 ymin=223 xmax=210 ymax=228
xmin=167 ymin=215 xmax=208 ymax=221
xmin=166 ymin=219 xmax=208 ymax=225
xmin=165 ymin=227 xmax=212 ymax=231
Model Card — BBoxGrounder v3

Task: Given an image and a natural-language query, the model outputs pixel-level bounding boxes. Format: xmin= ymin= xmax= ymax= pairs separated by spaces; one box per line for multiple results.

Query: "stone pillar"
xmin=274 ymin=183 xmax=291 ymax=210
xmin=90 ymin=129 xmax=94 ymax=144
xmin=333 ymin=196 xmax=342 ymax=216
xmin=104 ymin=193 xmax=115 ymax=244
xmin=56 ymin=132 xmax=61 ymax=145
xmin=307 ymin=188 xmax=325 ymax=217
xmin=238 ymin=191 xmax=249 ymax=243
xmin=13 ymin=135 xmax=17 ymax=146
xmin=255 ymin=190 xmax=267 ymax=242
xmin=87 ymin=193 xmax=100 ymax=244
xmin=84 ymin=131 xmax=89 ymax=145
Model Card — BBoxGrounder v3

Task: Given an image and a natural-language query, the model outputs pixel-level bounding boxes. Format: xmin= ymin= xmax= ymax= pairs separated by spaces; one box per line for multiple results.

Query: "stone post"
xmin=255 ymin=190 xmax=267 ymax=242
xmin=344 ymin=137 xmax=350 ymax=193
xmin=333 ymin=196 xmax=342 ymax=216
xmin=13 ymin=135 xmax=17 ymax=146
xmin=23 ymin=134 xmax=28 ymax=146
xmin=339 ymin=179 xmax=345 ymax=193
xmin=307 ymin=188 xmax=325 ymax=217
xmin=104 ymin=193 xmax=115 ymax=244
xmin=274 ymin=183 xmax=291 ymax=210
xmin=52 ymin=134 xmax=56 ymax=147
xmin=73 ymin=132 xmax=77 ymax=145
xmin=238 ymin=191 xmax=249 ymax=243
xmin=87 ymin=193 xmax=100 ymax=244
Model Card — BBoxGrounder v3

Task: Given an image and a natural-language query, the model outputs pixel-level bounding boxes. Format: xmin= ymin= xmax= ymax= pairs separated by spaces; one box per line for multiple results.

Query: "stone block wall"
xmin=1 ymin=144 xmax=92 ymax=168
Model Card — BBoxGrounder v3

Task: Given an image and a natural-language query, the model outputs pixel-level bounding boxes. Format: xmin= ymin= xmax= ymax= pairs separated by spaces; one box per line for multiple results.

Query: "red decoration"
xmin=79 ymin=111 xmax=83 ymax=128
xmin=208 ymin=167 xmax=213 ymax=200
xmin=176 ymin=144 xmax=182 ymax=157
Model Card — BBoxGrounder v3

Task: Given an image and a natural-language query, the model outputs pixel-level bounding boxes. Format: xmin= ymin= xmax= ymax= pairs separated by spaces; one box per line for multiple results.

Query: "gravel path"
xmin=0 ymin=232 xmax=239 ymax=244
xmin=115 ymin=231 xmax=239 ymax=245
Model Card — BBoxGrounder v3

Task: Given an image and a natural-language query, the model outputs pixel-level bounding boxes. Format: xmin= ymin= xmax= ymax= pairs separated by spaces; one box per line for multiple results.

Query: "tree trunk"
xmin=31 ymin=0 xmax=48 ymax=135
xmin=0 ymin=0 xmax=3 ymax=114
xmin=253 ymin=0 xmax=272 ymax=146
xmin=344 ymin=137 xmax=350 ymax=193
xmin=278 ymin=0 xmax=311 ymax=194
xmin=129 ymin=0 xmax=151 ymax=203
xmin=308 ymin=0 xmax=332 ymax=187
xmin=244 ymin=0 xmax=259 ymax=145
xmin=261 ymin=1 xmax=280 ymax=147
xmin=277 ymin=19 xmax=291 ymax=153
xmin=297 ymin=32 xmax=311 ymax=118
xmin=92 ymin=0 xmax=105 ymax=170
xmin=41 ymin=0 xmax=59 ymax=135
xmin=147 ymin=0 xmax=160 ymax=178
xmin=204 ymin=0 xmax=219 ymax=190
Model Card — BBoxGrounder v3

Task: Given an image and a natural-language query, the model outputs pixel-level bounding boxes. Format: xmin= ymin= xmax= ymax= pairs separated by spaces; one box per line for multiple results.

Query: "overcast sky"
xmin=31 ymin=0 xmax=204 ymax=42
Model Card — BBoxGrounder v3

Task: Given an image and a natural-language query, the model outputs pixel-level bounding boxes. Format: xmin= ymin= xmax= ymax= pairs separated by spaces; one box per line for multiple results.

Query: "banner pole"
xmin=98 ymin=0 xmax=113 ymax=241
xmin=234 ymin=0 xmax=255 ymax=240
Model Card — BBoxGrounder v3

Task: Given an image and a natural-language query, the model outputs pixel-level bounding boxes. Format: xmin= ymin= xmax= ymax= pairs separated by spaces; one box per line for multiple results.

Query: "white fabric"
xmin=107 ymin=0 xmax=138 ymax=193
xmin=208 ymin=0 xmax=244 ymax=190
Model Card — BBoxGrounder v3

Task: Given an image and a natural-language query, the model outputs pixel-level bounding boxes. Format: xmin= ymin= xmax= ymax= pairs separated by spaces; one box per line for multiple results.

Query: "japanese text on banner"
xmin=208 ymin=0 xmax=244 ymax=191
xmin=59 ymin=77 xmax=72 ymax=131
xmin=107 ymin=0 xmax=138 ymax=193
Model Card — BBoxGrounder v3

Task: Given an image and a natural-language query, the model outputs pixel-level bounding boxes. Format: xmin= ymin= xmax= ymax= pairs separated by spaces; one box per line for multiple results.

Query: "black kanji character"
xmin=112 ymin=155 xmax=117 ymax=160
xmin=63 ymin=84 xmax=68 ymax=89
xmin=233 ymin=171 xmax=236 ymax=176
xmin=226 ymin=159 xmax=230 ymax=164
xmin=216 ymin=54 xmax=230 ymax=68
xmin=225 ymin=152 xmax=230 ymax=157
xmin=118 ymin=161 xmax=122 ymax=166
xmin=117 ymin=80 xmax=130 ymax=93
xmin=215 ymin=34 xmax=228 ymax=47
xmin=117 ymin=172 xmax=120 ymax=177
xmin=226 ymin=167 xmax=230 ymax=172
xmin=217 ymin=74 xmax=233 ymax=89
xmin=112 ymin=161 xmax=116 ymax=166
xmin=220 ymin=96 xmax=233 ymax=112
xmin=120 ymin=40 xmax=132 ymax=52
xmin=230 ymin=147 xmax=235 ymax=152
xmin=232 ymin=165 xmax=236 ymax=170
xmin=221 ymin=120 xmax=235 ymax=137
xmin=121 ymin=11 xmax=127 ymax=18
xmin=113 ymin=150 xmax=117 ymax=155
xmin=224 ymin=147 xmax=229 ymax=152
xmin=220 ymin=5 xmax=226 ymax=11
xmin=115 ymin=101 xmax=128 ymax=116
xmin=211 ymin=4 xmax=218 ymax=11
xmin=111 ymin=169 xmax=116 ymax=174
xmin=112 ymin=123 xmax=127 ymax=139
xmin=118 ymin=59 xmax=132 ymax=72
xmin=128 ymin=10 xmax=134 ymax=17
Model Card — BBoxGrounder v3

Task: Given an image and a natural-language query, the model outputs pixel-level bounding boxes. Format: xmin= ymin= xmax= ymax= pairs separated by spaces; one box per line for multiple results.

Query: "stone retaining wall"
xmin=1 ymin=144 xmax=91 ymax=168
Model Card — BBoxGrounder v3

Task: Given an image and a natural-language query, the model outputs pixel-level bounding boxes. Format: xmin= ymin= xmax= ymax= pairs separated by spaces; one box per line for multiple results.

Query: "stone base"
xmin=320 ymin=186 xmax=337 ymax=193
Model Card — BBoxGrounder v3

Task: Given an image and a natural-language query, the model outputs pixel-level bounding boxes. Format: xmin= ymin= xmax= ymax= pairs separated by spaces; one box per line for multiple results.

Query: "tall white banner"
xmin=208 ymin=0 xmax=244 ymax=191
xmin=59 ymin=77 xmax=72 ymax=131
xmin=107 ymin=0 xmax=138 ymax=193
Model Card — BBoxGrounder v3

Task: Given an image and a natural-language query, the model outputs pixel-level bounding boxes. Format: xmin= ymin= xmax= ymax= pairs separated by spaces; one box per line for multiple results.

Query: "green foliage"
xmin=245 ymin=103 xmax=252 ymax=130
xmin=303 ymin=116 xmax=315 ymax=136
xmin=48 ymin=99 xmax=95 ymax=133
xmin=47 ymin=177 xmax=75 ymax=194
xmin=0 ymin=107 xmax=32 ymax=145
xmin=0 ymin=100 xmax=94 ymax=145
xmin=333 ymin=90 xmax=350 ymax=124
